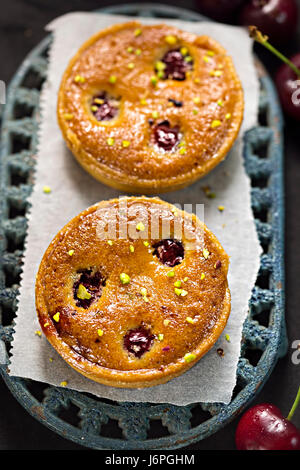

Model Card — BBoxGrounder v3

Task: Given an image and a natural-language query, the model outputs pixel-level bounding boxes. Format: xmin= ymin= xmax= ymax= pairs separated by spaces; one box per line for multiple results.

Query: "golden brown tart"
xmin=36 ymin=197 xmax=231 ymax=388
xmin=57 ymin=22 xmax=244 ymax=193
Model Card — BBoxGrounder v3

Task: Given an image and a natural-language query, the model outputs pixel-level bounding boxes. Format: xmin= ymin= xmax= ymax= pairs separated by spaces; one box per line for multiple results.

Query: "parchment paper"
xmin=9 ymin=12 xmax=261 ymax=405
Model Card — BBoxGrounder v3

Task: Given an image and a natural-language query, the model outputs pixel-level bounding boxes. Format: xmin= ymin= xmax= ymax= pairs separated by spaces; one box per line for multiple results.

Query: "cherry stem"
xmin=249 ymin=26 xmax=300 ymax=78
xmin=287 ymin=386 xmax=300 ymax=421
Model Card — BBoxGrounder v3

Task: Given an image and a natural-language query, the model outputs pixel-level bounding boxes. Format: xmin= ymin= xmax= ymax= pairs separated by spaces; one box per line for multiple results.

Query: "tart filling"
xmin=36 ymin=197 xmax=231 ymax=388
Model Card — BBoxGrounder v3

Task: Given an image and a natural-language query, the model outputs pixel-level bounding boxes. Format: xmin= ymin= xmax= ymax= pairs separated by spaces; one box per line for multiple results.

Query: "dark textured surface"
xmin=0 ymin=0 xmax=299 ymax=451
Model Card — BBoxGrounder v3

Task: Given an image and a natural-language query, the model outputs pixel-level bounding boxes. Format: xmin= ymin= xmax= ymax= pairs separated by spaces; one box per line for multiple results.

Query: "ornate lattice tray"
xmin=0 ymin=4 xmax=287 ymax=450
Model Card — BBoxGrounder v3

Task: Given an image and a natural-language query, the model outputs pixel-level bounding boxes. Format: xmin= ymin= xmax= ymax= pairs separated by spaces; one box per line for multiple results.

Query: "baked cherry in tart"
xmin=57 ymin=22 xmax=244 ymax=193
xmin=36 ymin=197 xmax=230 ymax=388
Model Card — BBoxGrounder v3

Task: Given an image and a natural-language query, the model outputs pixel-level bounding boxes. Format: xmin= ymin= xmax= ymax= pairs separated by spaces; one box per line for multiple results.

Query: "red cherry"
xmin=240 ymin=0 xmax=298 ymax=44
xmin=275 ymin=53 xmax=300 ymax=121
xmin=236 ymin=403 xmax=300 ymax=450
xmin=196 ymin=0 xmax=246 ymax=22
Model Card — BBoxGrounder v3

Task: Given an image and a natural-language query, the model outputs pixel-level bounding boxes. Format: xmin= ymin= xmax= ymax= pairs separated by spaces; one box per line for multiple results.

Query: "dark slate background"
xmin=0 ymin=0 xmax=299 ymax=451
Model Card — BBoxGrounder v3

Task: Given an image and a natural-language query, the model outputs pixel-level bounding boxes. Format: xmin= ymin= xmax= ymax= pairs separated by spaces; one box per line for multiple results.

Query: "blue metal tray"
xmin=0 ymin=4 xmax=287 ymax=450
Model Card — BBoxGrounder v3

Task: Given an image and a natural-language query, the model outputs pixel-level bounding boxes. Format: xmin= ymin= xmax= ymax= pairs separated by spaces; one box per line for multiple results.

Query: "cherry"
xmin=196 ymin=0 xmax=246 ymax=22
xmin=160 ymin=49 xmax=193 ymax=81
xmin=236 ymin=386 xmax=300 ymax=450
xmin=123 ymin=327 xmax=154 ymax=358
xmin=275 ymin=54 xmax=300 ymax=121
xmin=240 ymin=0 xmax=298 ymax=44
xmin=73 ymin=269 xmax=105 ymax=308
xmin=249 ymin=26 xmax=300 ymax=121
xmin=153 ymin=239 xmax=184 ymax=267
xmin=153 ymin=121 xmax=180 ymax=152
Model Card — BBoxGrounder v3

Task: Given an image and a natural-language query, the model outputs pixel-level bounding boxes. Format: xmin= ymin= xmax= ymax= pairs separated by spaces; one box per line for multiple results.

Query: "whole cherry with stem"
xmin=249 ymin=26 xmax=300 ymax=121
xmin=236 ymin=385 xmax=300 ymax=450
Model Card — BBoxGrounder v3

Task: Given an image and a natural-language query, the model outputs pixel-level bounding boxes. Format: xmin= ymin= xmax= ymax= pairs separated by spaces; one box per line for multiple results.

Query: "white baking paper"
xmin=9 ymin=12 xmax=261 ymax=405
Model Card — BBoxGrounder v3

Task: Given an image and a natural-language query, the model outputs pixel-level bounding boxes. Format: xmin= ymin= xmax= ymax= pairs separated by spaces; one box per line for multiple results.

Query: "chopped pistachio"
xmin=134 ymin=28 xmax=142 ymax=37
xmin=122 ymin=140 xmax=130 ymax=148
xmin=155 ymin=60 xmax=166 ymax=71
xmin=109 ymin=75 xmax=117 ymax=84
xmin=135 ymin=48 xmax=142 ymax=55
xmin=194 ymin=78 xmax=200 ymax=84
xmin=129 ymin=245 xmax=135 ymax=253
xmin=91 ymin=105 xmax=98 ymax=112
xmin=184 ymin=353 xmax=196 ymax=363
xmin=150 ymin=76 xmax=158 ymax=86
xmin=203 ymin=56 xmax=212 ymax=63
xmin=68 ymin=249 xmax=74 ymax=256
xmin=63 ymin=113 xmax=74 ymax=121
xmin=97 ymin=328 xmax=104 ymax=337
xmin=152 ymin=111 xmax=159 ymax=119
xmin=143 ymin=241 xmax=149 ymax=247
xmin=120 ymin=272 xmax=131 ymax=285
xmin=53 ymin=312 xmax=60 ymax=322
xmin=200 ymin=273 xmax=205 ymax=280
xmin=183 ymin=277 xmax=189 ymax=282
xmin=128 ymin=62 xmax=135 ymax=69
xmin=44 ymin=322 xmax=50 ymax=327
xmin=127 ymin=46 xmax=134 ymax=53
xmin=140 ymin=287 xmax=147 ymax=296
xmin=158 ymin=333 xmax=164 ymax=341
xmin=107 ymin=240 xmax=113 ymax=246
xmin=163 ymin=319 xmax=170 ymax=326
xmin=136 ymin=222 xmax=145 ymax=231
xmin=211 ymin=120 xmax=221 ymax=129
xmin=35 ymin=330 xmax=42 ymax=337
xmin=193 ymin=96 xmax=201 ymax=104
xmin=94 ymin=98 xmax=104 ymax=105
xmin=185 ymin=56 xmax=193 ymax=63
xmin=140 ymin=98 xmax=147 ymax=105
xmin=165 ymin=35 xmax=177 ymax=45
xmin=43 ymin=185 xmax=51 ymax=194
xmin=225 ymin=113 xmax=232 ymax=120
xmin=107 ymin=137 xmax=115 ymax=146
xmin=60 ymin=381 xmax=68 ymax=387
xmin=218 ymin=205 xmax=225 ymax=212
xmin=174 ymin=280 xmax=182 ymax=288
xmin=77 ymin=284 xmax=92 ymax=300
xmin=206 ymin=50 xmax=215 ymax=56
xmin=174 ymin=288 xmax=188 ymax=297
xmin=74 ymin=75 xmax=85 ymax=83
xmin=225 ymin=333 xmax=231 ymax=342
xmin=167 ymin=270 xmax=175 ymax=278
xmin=217 ymin=99 xmax=224 ymax=107
xmin=49 ymin=357 xmax=53 ymax=363
xmin=140 ymin=287 xmax=149 ymax=302
xmin=193 ymin=109 xmax=199 ymax=115
xmin=203 ymin=248 xmax=210 ymax=259
xmin=186 ymin=317 xmax=195 ymax=324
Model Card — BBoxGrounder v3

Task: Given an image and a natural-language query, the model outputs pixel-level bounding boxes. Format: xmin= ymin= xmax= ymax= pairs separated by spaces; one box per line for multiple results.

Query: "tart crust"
xmin=36 ymin=197 xmax=231 ymax=388
xmin=57 ymin=22 xmax=244 ymax=193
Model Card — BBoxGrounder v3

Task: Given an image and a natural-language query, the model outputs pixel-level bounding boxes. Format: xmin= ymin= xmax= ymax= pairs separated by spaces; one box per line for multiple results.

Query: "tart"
xmin=57 ymin=22 xmax=244 ymax=193
xmin=36 ymin=197 xmax=231 ymax=388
